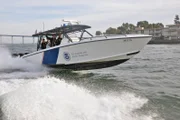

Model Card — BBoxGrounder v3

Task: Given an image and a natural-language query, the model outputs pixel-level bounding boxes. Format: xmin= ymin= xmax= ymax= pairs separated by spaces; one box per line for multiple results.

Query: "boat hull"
xmin=22 ymin=35 xmax=151 ymax=70
xmin=48 ymin=59 xmax=129 ymax=70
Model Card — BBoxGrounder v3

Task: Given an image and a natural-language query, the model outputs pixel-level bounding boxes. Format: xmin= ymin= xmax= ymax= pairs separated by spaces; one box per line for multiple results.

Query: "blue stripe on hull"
xmin=42 ymin=48 xmax=59 ymax=65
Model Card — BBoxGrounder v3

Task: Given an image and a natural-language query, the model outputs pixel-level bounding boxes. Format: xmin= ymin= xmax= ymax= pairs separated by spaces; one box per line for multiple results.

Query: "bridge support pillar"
xmin=0 ymin=36 xmax=2 ymax=44
xmin=11 ymin=36 xmax=13 ymax=44
xmin=22 ymin=36 xmax=24 ymax=44
xmin=33 ymin=37 xmax=35 ymax=44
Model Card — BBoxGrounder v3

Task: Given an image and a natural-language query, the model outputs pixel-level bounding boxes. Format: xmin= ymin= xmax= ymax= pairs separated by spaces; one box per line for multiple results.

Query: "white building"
xmin=165 ymin=24 xmax=180 ymax=40
xmin=132 ymin=24 xmax=180 ymax=40
xmin=132 ymin=27 xmax=162 ymax=38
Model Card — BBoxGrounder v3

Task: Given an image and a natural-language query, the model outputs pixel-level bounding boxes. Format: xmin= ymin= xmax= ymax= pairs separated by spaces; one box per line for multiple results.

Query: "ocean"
xmin=0 ymin=44 xmax=179 ymax=120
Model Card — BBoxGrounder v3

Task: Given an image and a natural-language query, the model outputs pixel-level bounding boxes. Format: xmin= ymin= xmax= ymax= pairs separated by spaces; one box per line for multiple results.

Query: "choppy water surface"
xmin=0 ymin=44 xmax=180 ymax=120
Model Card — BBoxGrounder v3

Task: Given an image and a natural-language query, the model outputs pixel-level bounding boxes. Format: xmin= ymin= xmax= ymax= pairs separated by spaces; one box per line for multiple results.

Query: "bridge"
xmin=0 ymin=34 xmax=38 ymax=44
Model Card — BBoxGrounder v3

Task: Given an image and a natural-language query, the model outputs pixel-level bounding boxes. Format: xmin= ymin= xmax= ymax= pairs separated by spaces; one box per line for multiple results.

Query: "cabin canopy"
xmin=32 ymin=24 xmax=91 ymax=37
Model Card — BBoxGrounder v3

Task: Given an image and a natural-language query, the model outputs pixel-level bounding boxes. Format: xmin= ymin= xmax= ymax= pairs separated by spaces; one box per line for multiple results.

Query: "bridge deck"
xmin=0 ymin=34 xmax=38 ymax=44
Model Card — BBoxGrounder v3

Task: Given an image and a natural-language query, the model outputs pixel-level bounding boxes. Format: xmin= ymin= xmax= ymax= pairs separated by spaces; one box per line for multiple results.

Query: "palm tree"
xmin=174 ymin=15 xmax=180 ymax=24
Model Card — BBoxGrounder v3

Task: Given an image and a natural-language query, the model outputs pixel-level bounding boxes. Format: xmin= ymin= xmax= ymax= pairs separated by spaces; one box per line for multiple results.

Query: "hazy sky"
xmin=0 ymin=0 xmax=179 ymax=35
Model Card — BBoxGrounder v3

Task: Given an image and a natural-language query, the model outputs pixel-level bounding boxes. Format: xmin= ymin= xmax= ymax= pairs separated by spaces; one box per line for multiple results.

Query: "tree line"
xmin=96 ymin=15 xmax=180 ymax=35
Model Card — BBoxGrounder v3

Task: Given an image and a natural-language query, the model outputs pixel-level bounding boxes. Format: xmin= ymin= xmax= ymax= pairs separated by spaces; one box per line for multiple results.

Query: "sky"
xmin=0 ymin=0 xmax=180 ymax=36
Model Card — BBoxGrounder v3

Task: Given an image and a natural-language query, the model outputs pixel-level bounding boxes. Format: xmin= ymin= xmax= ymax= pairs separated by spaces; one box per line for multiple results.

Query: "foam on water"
xmin=0 ymin=47 xmax=47 ymax=79
xmin=0 ymin=79 xmax=29 ymax=96
xmin=0 ymin=47 xmax=43 ymax=72
xmin=0 ymin=77 xmax=158 ymax=120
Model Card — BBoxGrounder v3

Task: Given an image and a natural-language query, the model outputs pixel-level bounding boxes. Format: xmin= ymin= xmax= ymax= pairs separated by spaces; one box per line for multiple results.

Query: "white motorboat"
xmin=21 ymin=21 xmax=152 ymax=70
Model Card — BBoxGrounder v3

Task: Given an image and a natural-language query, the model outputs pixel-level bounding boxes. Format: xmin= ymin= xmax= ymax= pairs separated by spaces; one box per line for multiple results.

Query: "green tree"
xmin=116 ymin=29 xmax=121 ymax=34
xmin=174 ymin=15 xmax=180 ymax=24
xmin=147 ymin=23 xmax=164 ymax=29
xmin=117 ymin=26 xmax=126 ymax=34
xmin=95 ymin=31 xmax=102 ymax=36
xmin=156 ymin=23 xmax=164 ymax=28
xmin=117 ymin=23 xmax=135 ymax=34
xmin=106 ymin=27 xmax=117 ymax=34
xmin=137 ymin=21 xmax=149 ymax=28
xmin=147 ymin=24 xmax=153 ymax=29
xmin=129 ymin=24 xmax=135 ymax=31
xmin=104 ymin=21 xmax=164 ymax=35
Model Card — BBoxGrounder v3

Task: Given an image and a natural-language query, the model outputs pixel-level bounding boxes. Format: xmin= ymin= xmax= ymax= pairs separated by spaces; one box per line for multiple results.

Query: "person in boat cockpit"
xmin=55 ymin=34 xmax=63 ymax=45
xmin=41 ymin=38 xmax=48 ymax=49
xmin=46 ymin=35 xmax=56 ymax=47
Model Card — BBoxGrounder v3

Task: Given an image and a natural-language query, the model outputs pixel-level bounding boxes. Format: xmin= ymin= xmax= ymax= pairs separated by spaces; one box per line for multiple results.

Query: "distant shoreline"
xmin=148 ymin=39 xmax=180 ymax=44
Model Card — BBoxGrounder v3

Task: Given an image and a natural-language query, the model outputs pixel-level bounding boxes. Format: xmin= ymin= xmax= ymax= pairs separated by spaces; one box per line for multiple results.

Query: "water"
xmin=0 ymin=44 xmax=180 ymax=120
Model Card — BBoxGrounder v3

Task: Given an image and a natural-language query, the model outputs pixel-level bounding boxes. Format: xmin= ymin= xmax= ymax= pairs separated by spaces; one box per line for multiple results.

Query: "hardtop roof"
xmin=32 ymin=24 xmax=91 ymax=36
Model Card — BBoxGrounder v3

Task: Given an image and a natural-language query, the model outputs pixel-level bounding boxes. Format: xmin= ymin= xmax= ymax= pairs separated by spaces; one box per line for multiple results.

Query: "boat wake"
xmin=0 ymin=47 xmax=47 ymax=79
xmin=0 ymin=77 xmax=159 ymax=120
xmin=0 ymin=47 xmax=44 ymax=72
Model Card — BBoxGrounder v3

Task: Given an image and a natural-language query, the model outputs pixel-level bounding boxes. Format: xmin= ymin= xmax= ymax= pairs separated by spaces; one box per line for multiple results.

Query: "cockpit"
xmin=37 ymin=34 xmax=64 ymax=51
xmin=34 ymin=20 xmax=93 ymax=51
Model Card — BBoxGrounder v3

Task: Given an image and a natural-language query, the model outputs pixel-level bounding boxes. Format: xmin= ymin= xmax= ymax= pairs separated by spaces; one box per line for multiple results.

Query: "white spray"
xmin=0 ymin=77 xmax=158 ymax=120
xmin=0 ymin=46 xmax=47 ymax=79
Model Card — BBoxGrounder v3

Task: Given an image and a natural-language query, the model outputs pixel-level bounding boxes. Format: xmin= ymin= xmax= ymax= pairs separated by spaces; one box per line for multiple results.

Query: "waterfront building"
xmin=132 ymin=24 xmax=180 ymax=40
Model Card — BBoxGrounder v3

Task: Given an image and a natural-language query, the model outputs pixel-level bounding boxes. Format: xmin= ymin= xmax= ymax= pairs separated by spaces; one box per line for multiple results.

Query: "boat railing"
xmin=103 ymin=34 xmax=128 ymax=37
xmin=95 ymin=34 xmax=108 ymax=39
